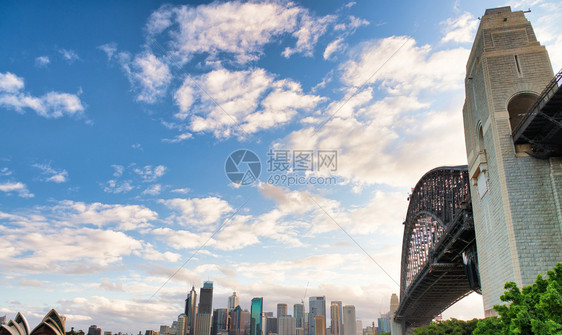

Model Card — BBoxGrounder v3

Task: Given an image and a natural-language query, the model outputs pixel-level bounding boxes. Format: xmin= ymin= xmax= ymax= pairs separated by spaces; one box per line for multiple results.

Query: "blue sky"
xmin=1 ymin=0 xmax=562 ymax=332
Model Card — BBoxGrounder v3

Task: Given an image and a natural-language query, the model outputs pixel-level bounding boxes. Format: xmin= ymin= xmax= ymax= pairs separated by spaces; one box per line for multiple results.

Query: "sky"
xmin=1 ymin=0 xmax=561 ymax=333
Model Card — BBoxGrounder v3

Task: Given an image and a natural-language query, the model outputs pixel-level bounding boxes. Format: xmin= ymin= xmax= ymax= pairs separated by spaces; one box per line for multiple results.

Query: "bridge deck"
xmin=513 ymin=68 xmax=562 ymax=158
xmin=396 ymin=207 xmax=475 ymax=326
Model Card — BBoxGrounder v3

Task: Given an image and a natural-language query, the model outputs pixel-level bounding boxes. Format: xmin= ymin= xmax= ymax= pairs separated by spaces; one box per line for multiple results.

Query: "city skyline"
xmin=1 ymin=0 xmax=562 ymax=333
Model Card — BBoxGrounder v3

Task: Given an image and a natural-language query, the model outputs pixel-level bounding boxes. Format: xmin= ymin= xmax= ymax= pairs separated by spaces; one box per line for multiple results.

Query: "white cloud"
xmin=51 ymin=200 xmax=158 ymax=231
xmin=59 ymin=49 xmax=79 ymax=63
xmin=160 ymin=197 xmax=232 ymax=227
xmin=103 ymin=179 xmax=134 ymax=194
xmin=0 ymin=72 xmax=85 ymax=119
xmin=32 ymin=163 xmax=68 ymax=183
xmin=341 ymin=36 xmax=469 ymax=93
xmin=440 ymin=12 xmax=478 ymax=43
xmin=0 ymin=227 xmax=142 ymax=272
xmin=35 ymin=56 xmax=50 ymax=67
xmin=173 ymin=68 xmax=323 ymax=138
xmin=120 ymin=52 xmax=171 ymax=103
xmin=170 ymin=188 xmax=189 ymax=194
xmin=98 ymin=43 xmax=117 ymax=61
xmin=282 ymin=14 xmax=336 ymax=58
xmin=141 ymin=184 xmax=161 ymax=196
xmin=134 ymin=165 xmax=167 ymax=182
xmin=162 ymin=132 xmax=193 ymax=143
xmin=0 ymin=167 xmax=12 ymax=176
xmin=146 ymin=2 xmax=333 ymax=64
xmin=0 ymin=182 xmax=34 ymax=198
xmin=0 ymin=72 xmax=24 ymax=93
xmin=324 ymin=38 xmax=345 ymax=60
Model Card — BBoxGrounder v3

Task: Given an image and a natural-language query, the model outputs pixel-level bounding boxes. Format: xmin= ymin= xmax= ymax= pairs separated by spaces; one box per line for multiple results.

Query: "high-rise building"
xmin=1 ymin=316 xmax=7 ymax=326
xmin=178 ymin=314 xmax=187 ymax=335
xmin=308 ymin=297 xmax=325 ymax=335
xmin=388 ymin=294 xmax=400 ymax=335
xmin=264 ymin=317 xmax=277 ymax=335
xmin=329 ymin=302 xmax=342 ymax=335
xmin=160 ymin=326 xmax=170 ymax=335
xmin=342 ymin=306 xmax=355 ymax=335
xmin=186 ymin=286 xmax=198 ymax=335
xmin=195 ymin=282 xmax=214 ymax=335
xmin=250 ymin=298 xmax=263 ymax=335
xmin=293 ymin=304 xmax=304 ymax=329
xmin=212 ymin=309 xmax=230 ymax=335
xmin=230 ymin=306 xmax=245 ymax=335
xmin=88 ymin=326 xmax=102 ymax=335
xmin=276 ymin=304 xmax=288 ymax=318
xmin=278 ymin=316 xmax=296 ymax=335
xmin=228 ymin=293 xmax=239 ymax=311
xmin=354 ymin=321 xmax=361 ymax=335
xmin=313 ymin=316 xmax=325 ymax=335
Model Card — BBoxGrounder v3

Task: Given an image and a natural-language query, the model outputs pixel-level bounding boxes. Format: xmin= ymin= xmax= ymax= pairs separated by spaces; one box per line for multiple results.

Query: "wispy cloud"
xmin=440 ymin=12 xmax=478 ymax=43
xmin=0 ymin=72 xmax=85 ymax=119
xmin=59 ymin=49 xmax=79 ymax=63
xmin=35 ymin=56 xmax=50 ymax=67
xmin=98 ymin=43 xmax=117 ymax=61
xmin=0 ymin=181 xmax=34 ymax=198
xmin=32 ymin=163 xmax=69 ymax=183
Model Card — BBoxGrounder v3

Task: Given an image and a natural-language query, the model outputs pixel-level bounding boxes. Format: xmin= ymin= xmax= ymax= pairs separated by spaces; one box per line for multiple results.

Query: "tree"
xmin=473 ymin=262 xmax=562 ymax=334
xmin=412 ymin=318 xmax=479 ymax=334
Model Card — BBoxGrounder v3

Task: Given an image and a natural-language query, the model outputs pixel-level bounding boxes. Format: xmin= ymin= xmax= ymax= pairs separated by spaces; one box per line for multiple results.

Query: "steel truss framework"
xmin=396 ymin=166 xmax=478 ymax=329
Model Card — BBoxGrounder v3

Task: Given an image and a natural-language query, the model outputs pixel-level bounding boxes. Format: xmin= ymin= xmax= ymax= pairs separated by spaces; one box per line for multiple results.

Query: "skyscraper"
xmin=195 ymin=282 xmax=214 ymax=335
xmin=177 ymin=314 xmax=187 ymax=335
xmin=212 ymin=309 xmax=230 ymax=335
xmin=264 ymin=317 xmax=277 ymax=335
xmin=293 ymin=304 xmax=304 ymax=329
xmin=313 ymin=316 xmax=325 ymax=335
xmin=278 ymin=316 xmax=296 ymax=335
xmin=276 ymin=304 xmax=288 ymax=318
xmin=228 ymin=292 xmax=239 ymax=311
xmin=329 ymin=302 xmax=342 ymax=335
xmin=186 ymin=286 xmax=198 ymax=335
xmin=342 ymin=306 xmax=355 ymax=335
xmin=308 ymin=297 xmax=325 ymax=335
xmin=230 ymin=306 xmax=244 ymax=335
xmin=250 ymin=298 xmax=263 ymax=335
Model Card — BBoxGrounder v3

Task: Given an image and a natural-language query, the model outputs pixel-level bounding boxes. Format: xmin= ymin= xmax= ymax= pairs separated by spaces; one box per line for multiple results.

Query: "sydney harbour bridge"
xmin=393 ymin=6 xmax=562 ymax=334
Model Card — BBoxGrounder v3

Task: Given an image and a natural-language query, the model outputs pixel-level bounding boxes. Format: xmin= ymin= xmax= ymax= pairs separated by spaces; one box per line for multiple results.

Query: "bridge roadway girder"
xmin=395 ymin=166 xmax=478 ymax=331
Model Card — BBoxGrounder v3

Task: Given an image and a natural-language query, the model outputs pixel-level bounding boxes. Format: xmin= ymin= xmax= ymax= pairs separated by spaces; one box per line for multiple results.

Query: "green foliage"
xmin=474 ymin=262 xmax=562 ymax=334
xmin=412 ymin=318 xmax=479 ymax=335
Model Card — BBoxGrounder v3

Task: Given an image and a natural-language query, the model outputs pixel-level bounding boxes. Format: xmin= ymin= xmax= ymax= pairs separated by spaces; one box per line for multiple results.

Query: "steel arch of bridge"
xmin=396 ymin=166 xmax=478 ymax=328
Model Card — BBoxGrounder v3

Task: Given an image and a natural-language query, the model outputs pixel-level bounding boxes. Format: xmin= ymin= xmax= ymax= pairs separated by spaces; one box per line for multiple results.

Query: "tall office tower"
xmin=250 ymin=298 xmax=264 ymax=335
xmin=278 ymin=316 xmax=296 ymax=335
xmin=276 ymin=304 xmax=288 ymax=332
xmin=329 ymin=302 xmax=342 ymax=335
xmin=276 ymin=304 xmax=288 ymax=318
xmin=230 ymin=306 xmax=244 ymax=335
xmin=160 ymin=326 xmax=170 ymax=335
xmin=212 ymin=309 xmax=230 ymax=335
xmin=388 ymin=294 xmax=400 ymax=335
xmin=342 ymin=306 xmax=355 ymax=335
xmin=228 ymin=292 xmax=239 ymax=311
xmin=293 ymin=304 xmax=304 ymax=329
xmin=313 ymin=317 xmax=325 ymax=335
xmin=178 ymin=314 xmax=187 ymax=335
xmin=296 ymin=329 xmax=304 ymax=335
xmin=303 ymin=313 xmax=308 ymax=335
xmin=354 ymin=321 xmax=361 ymax=335
xmin=88 ymin=325 xmax=102 ymax=335
xmin=196 ymin=282 xmax=214 ymax=335
xmin=308 ymin=297 xmax=325 ymax=335
xmin=186 ymin=286 xmax=198 ymax=335
xmin=463 ymin=6 xmax=562 ymax=316
xmin=264 ymin=317 xmax=277 ymax=335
